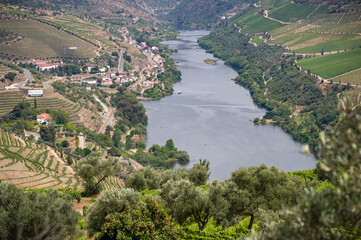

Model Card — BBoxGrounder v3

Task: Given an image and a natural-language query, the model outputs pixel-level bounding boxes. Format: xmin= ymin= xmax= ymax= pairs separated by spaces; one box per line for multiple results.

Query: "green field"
xmin=333 ymin=68 xmax=361 ymax=85
xmin=298 ymin=48 xmax=361 ymax=79
xmin=0 ymin=19 xmax=97 ymax=58
xmin=269 ymin=23 xmax=361 ymax=54
xmin=241 ymin=15 xmax=285 ymax=34
xmin=251 ymin=36 xmax=265 ymax=45
xmin=268 ymin=2 xmax=318 ymax=22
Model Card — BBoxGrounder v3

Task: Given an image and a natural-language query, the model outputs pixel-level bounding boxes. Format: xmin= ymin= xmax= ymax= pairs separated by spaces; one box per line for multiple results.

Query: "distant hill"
xmin=138 ymin=0 xmax=257 ymax=29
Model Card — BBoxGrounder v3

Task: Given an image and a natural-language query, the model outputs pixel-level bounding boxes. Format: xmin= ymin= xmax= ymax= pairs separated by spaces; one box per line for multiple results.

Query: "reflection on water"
xmin=143 ymin=30 xmax=316 ymax=181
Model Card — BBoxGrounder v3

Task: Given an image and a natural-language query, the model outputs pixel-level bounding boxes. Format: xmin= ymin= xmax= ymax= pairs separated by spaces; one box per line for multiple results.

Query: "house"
xmin=101 ymin=76 xmax=112 ymax=86
xmin=70 ymin=75 xmax=82 ymax=83
xmin=36 ymin=113 xmax=53 ymax=125
xmin=142 ymin=80 xmax=154 ymax=89
xmin=24 ymin=131 xmax=41 ymax=140
xmin=82 ymin=79 xmax=97 ymax=85
xmin=29 ymin=59 xmax=62 ymax=71
xmin=99 ymin=67 xmax=106 ymax=72
xmin=151 ymin=46 xmax=159 ymax=52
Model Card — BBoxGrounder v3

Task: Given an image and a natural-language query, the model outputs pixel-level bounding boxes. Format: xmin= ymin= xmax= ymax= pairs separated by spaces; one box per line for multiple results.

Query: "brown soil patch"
xmin=0 ymin=169 xmax=37 ymax=180
xmin=0 ymin=158 xmax=12 ymax=167
xmin=291 ymin=36 xmax=329 ymax=50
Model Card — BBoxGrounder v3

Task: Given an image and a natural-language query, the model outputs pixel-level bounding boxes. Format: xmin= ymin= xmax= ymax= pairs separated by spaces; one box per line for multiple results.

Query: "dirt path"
xmin=264 ymin=10 xmax=291 ymax=25
xmin=128 ymin=158 xmax=143 ymax=169
xmin=306 ymin=5 xmax=321 ymax=19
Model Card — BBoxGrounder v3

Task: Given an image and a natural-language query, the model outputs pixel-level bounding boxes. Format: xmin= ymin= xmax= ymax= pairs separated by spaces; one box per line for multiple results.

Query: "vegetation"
xmin=0 ymin=19 xmax=96 ymax=59
xmin=0 ymin=183 xmax=79 ymax=239
xmin=249 ymin=103 xmax=361 ymax=239
xmin=298 ymin=48 xmax=361 ymax=79
xmin=95 ymin=197 xmax=182 ymax=240
xmin=74 ymin=152 xmax=121 ymax=195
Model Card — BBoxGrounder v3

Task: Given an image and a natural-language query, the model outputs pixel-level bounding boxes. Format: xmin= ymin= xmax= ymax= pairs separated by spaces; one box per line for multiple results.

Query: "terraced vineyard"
xmin=0 ymin=90 xmax=83 ymax=123
xmin=100 ymin=176 xmax=124 ymax=191
xmin=0 ymin=130 xmax=80 ymax=189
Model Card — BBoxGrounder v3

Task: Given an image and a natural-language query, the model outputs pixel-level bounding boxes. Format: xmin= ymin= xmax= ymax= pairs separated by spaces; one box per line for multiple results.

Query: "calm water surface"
xmin=143 ymin=30 xmax=315 ymax=181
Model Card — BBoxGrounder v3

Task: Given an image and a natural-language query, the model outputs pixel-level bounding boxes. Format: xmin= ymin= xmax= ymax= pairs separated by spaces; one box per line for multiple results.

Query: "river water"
xmin=143 ymin=30 xmax=315 ymax=181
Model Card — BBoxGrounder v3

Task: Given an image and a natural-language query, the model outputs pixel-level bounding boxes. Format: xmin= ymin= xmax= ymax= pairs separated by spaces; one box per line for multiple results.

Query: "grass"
xmin=268 ymin=2 xmax=318 ymax=22
xmin=241 ymin=15 xmax=285 ymax=34
xmin=0 ymin=19 xmax=96 ymax=58
xmin=252 ymin=36 xmax=265 ymax=45
xmin=294 ymin=35 xmax=361 ymax=53
xmin=333 ymin=68 xmax=361 ymax=85
xmin=269 ymin=24 xmax=361 ymax=54
xmin=298 ymin=48 xmax=361 ymax=79
xmin=316 ymin=22 xmax=361 ymax=34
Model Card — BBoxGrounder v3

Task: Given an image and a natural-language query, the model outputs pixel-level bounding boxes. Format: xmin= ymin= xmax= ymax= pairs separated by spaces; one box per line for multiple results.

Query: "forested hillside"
xmin=140 ymin=0 xmax=257 ymax=29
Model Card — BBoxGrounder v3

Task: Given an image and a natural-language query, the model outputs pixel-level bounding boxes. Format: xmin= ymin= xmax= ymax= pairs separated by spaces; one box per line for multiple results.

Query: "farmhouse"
xmin=82 ymin=79 xmax=97 ymax=85
xmin=36 ymin=113 xmax=53 ymax=125
xmin=29 ymin=59 xmax=63 ymax=71
xmin=24 ymin=131 xmax=41 ymax=140
xmin=70 ymin=75 xmax=83 ymax=83
xmin=101 ymin=76 xmax=112 ymax=86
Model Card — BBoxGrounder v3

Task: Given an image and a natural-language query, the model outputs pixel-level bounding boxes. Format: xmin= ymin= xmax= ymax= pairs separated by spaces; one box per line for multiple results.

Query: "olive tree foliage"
xmin=248 ymin=103 xmax=361 ymax=240
xmin=230 ymin=164 xmax=303 ymax=229
xmin=126 ymin=161 xmax=210 ymax=191
xmin=86 ymin=188 xmax=141 ymax=236
xmin=159 ymin=179 xmax=212 ymax=231
xmin=0 ymin=183 xmax=79 ymax=240
xmin=74 ymin=152 xmax=121 ymax=195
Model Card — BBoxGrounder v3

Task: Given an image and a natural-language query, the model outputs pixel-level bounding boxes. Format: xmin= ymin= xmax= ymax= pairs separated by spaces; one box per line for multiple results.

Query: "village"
xmin=26 ymin=27 xmax=165 ymax=97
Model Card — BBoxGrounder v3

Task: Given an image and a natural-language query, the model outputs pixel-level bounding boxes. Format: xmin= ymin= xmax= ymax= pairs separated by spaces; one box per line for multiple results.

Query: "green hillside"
xmin=269 ymin=2 xmax=318 ymax=22
xmin=298 ymin=48 xmax=361 ymax=79
xmin=0 ymin=19 xmax=97 ymax=59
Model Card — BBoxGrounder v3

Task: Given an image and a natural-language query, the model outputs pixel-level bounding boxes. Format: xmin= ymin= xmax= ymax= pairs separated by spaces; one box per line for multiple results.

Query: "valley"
xmin=0 ymin=0 xmax=360 ymax=239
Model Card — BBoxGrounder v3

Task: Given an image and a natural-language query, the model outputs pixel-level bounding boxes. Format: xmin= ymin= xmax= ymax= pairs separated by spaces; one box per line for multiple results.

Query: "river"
xmin=143 ymin=30 xmax=315 ymax=181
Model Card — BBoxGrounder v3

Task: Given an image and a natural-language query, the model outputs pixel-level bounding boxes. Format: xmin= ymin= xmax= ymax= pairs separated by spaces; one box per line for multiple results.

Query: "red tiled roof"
xmin=36 ymin=113 xmax=53 ymax=121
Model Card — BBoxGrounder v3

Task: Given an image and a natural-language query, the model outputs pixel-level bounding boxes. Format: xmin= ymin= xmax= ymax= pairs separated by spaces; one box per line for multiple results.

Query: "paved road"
xmin=11 ymin=68 xmax=32 ymax=88
xmin=43 ymin=79 xmax=55 ymax=89
xmin=118 ymin=48 xmax=125 ymax=73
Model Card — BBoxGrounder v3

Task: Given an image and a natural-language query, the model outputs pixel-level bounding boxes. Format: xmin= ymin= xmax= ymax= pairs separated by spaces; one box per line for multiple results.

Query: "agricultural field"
xmin=100 ymin=175 xmax=124 ymax=191
xmin=268 ymin=2 xmax=318 ymax=22
xmin=269 ymin=22 xmax=361 ymax=53
xmin=297 ymin=48 xmax=361 ymax=79
xmin=0 ymin=19 xmax=97 ymax=59
xmin=333 ymin=68 xmax=361 ymax=85
xmin=0 ymin=90 xmax=83 ymax=124
xmin=251 ymin=36 xmax=265 ymax=45
xmin=241 ymin=14 xmax=285 ymax=34
xmin=41 ymin=14 xmax=116 ymax=53
xmin=0 ymin=130 xmax=80 ymax=189
xmin=260 ymin=0 xmax=290 ymax=9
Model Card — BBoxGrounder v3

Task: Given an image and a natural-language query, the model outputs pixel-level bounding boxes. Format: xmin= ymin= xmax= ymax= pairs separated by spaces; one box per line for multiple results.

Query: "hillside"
xmin=140 ymin=0 xmax=257 ymax=29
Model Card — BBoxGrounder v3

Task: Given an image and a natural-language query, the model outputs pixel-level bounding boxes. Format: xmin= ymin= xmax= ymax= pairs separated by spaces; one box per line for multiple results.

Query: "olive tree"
xmin=230 ymin=164 xmax=303 ymax=229
xmin=75 ymin=152 xmax=121 ymax=195
xmin=0 ymin=183 xmax=79 ymax=240
xmin=160 ymin=179 xmax=212 ymax=231
xmin=86 ymin=188 xmax=141 ymax=236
